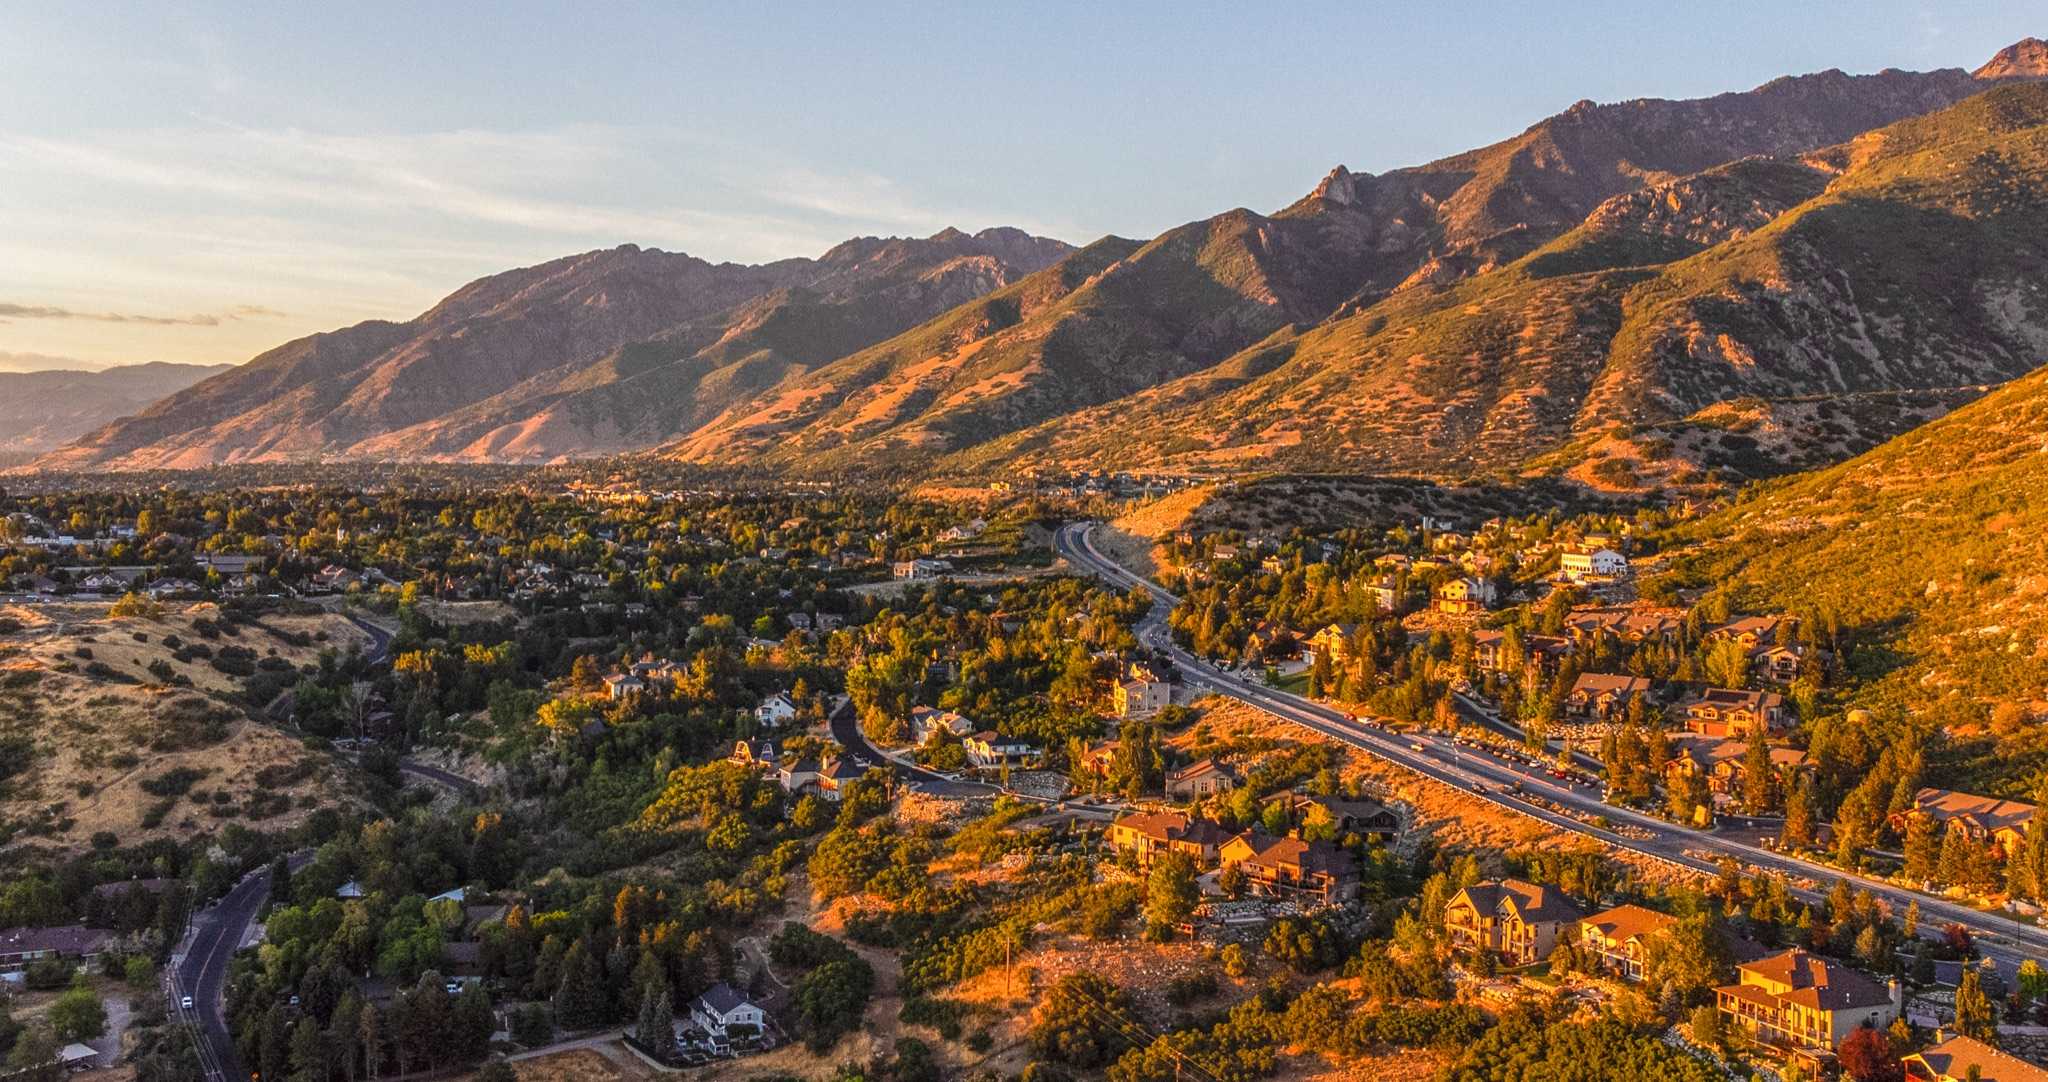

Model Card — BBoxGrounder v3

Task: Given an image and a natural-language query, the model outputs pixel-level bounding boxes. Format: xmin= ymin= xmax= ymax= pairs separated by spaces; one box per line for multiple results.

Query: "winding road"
xmin=171 ymin=852 xmax=312 ymax=1082
xmin=1054 ymin=521 xmax=2048 ymax=969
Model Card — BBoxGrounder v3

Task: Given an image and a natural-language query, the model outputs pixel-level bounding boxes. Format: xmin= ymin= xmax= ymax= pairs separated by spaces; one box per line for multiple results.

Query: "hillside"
xmin=1658 ymin=362 xmax=2048 ymax=792
xmin=0 ymin=363 xmax=231 ymax=461
xmin=965 ymin=78 xmax=2048 ymax=483
xmin=33 ymin=228 xmax=1069 ymax=469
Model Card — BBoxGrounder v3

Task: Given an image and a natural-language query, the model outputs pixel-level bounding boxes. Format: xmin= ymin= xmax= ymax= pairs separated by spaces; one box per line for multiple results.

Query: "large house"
xmin=1894 ymin=788 xmax=2037 ymax=858
xmin=0 ymin=925 xmax=113 ymax=974
xmin=1577 ymin=904 xmax=1676 ymax=981
xmin=755 ymin=693 xmax=798 ymax=728
xmin=1707 ymin=615 xmax=1798 ymax=651
xmin=1559 ymin=547 xmax=1629 ymax=583
xmin=964 ymin=732 xmax=1038 ymax=768
xmin=892 ymin=558 xmax=953 ymax=581
xmin=1434 ymin=577 xmax=1499 ymax=614
xmin=1564 ymin=606 xmax=1681 ymax=645
xmin=1113 ymin=677 xmax=1172 ymax=719
xmin=1665 ymin=736 xmax=1808 ymax=799
xmin=690 ymin=981 xmax=768 ymax=1039
xmin=1271 ymin=792 xmax=1401 ymax=844
xmin=1443 ymin=879 xmax=1586 ymax=965
xmin=1904 ymin=1035 xmax=2048 ymax=1082
xmin=1566 ymin=673 xmax=1654 ymax=721
xmin=1307 ymin=624 xmax=1361 ymax=666
xmin=778 ymin=758 xmax=862 ymax=802
xmin=603 ymin=673 xmax=646 ymax=701
xmin=1107 ymin=811 xmax=1235 ymax=866
xmin=1164 ymin=759 xmax=1239 ymax=799
xmin=909 ymin=706 xmax=975 ymax=746
xmin=1217 ymin=832 xmax=1360 ymax=904
xmin=1715 ymin=949 xmax=1900 ymax=1052
xmin=1682 ymin=688 xmax=1790 ymax=739
xmin=1471 ymin=630 xmax=1572 ymax=675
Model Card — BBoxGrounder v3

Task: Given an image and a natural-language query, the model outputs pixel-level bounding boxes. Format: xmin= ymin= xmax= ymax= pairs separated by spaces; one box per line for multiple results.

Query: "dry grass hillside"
xmin=0 ymin=602 xmax=368 ymax=850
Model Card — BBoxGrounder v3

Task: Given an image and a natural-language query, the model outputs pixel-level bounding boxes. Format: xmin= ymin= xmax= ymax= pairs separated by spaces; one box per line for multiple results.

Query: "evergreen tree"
xmin=1143 ymin=852 xmax=1200 ymax=937
xmin=635 ymin=989 xmax=673 ymax=1052
xmin=1903 ymin=813 xmax=1940 ymax=883
xmin=1954 ymin=967 xmax=1998 ymax=1043
xmin=554 ymin=939 xmax=607 ymax=1029
xmin=1781 ymin=776 xmax=1817 ymax=850
xmin=1740 ymin=739 xmax=1776 ymax=814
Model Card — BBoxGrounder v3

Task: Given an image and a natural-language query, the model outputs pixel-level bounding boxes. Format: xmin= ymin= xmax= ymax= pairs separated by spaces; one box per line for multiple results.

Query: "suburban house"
xmin=1278 ymin=793 xmax=1401 ymax=843
xmin=754 ymin=693 xmax=798 ymax=728
xmin=1164 ymin=759 xmax=1239 ymax=799
xmin=812 ymin=758 xmax=862 ymax=800
xmin=1707 ymin=614 xmax=1798 ymax=651
xmin=1715 ymin=949 xmax=1900 ymax=1052
xmin=1307 ymin=624 xmax=1360 ymax=665
xmin=603 ymin=673 xmax=645 ymax=701
xmin=1559 ymin=547 xmax=1629 ymax=583
xmin=1434 ymin=577 xmax=1499 ymax=614
xmin=1683 ymin=688 xmax=1790 ymax=739
xmin=1107 ymin=811 xmax=1235 ymax=866
xmin=1443 ymin=879 xmax=1586 ymax=965
xmin=1114 ymin=677 xmax=1173 ymax=719
xmin=1564 ymin=607 xmax=1681 ymax=645
xmin=909 ymin=706 xmax=975 ymax=745
xmin=1366 ymin=575 xmax=1404 ymax=614
xmin=1565 ymin=673 xmax=1654 ymax=721
xmin=1577 ymin=904 xmax=1676 ymax=981
xmin=1904 ymin=1035 xmax=2048 ymax=1082
xmin=1471 ymin=630 xmax=1572 ymax=675
xmin=0 ymin=925 xmax=113 ymax=975
xmin=1894 ymin=788 xmax=2037 ymax=858
xmin=1665 ymin=736 xmax=1808 ymax=798
xmin=1244 ymin=622 xmax=1298 ymax=658
xmin=1217 ymin=832 xmax=1360 ymax=904
xmin=690 ymin=981 xmax=768 ymax=1039
xmin=1754 ymin=645 xmax=1809 ymax=685
xmin=963 ymin=732 xmax=1038 ymax=768
xmin=891 ymin=558 xmax=953 ymax=581
xmin=780 ymin=758 xmax=861 ymax=801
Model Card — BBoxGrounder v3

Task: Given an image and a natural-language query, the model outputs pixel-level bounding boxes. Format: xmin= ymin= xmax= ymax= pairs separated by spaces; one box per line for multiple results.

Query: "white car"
xmin=181 ymin=995 xmax=194 ymax=1010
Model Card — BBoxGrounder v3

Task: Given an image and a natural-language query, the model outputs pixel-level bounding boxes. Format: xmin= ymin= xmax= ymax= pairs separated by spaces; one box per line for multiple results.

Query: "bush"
xmin=23 ymin=959 xmax=73 ymax=990
xmin=139 ymin=767 xmax=207 ymax=797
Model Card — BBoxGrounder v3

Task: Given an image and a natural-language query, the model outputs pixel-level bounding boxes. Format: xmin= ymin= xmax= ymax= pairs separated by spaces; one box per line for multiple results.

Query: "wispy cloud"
xmin=0 ymin=301 xmax=280 ymax=326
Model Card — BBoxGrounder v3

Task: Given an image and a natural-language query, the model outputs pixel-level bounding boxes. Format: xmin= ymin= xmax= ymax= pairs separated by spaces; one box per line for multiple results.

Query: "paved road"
xmin=827 ymin=704 xmax=994 ymax=798
xmin=1054 ymin=521 xmax=2048 ymax=969
xmin=398 ymin=758 xmax=481 ymax=795
xmin=172 ymin=852 xmax=312 ymax=1081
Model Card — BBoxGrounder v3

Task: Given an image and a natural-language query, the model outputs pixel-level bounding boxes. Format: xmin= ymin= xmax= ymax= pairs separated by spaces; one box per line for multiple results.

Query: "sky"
xmin=0 ymin=2 xmax=2037 ymax=371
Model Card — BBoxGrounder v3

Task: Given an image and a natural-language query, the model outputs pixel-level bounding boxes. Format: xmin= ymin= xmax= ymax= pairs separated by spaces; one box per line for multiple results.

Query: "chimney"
xmin=1889 ymin=978 xmax=1903 ymax=1014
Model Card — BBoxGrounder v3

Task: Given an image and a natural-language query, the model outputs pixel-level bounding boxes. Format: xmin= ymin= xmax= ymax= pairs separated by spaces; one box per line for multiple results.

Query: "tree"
xmin=635 ymin=989 xmax=673 ymax=1053
xmin=1142 ymin=852 xmax=1199 ymax=937
xmin=1781 ymin=776 xmax=1818 ymax=850
xmin=358 ymin=1003 xmax=383 ymax=1082
xmin=47 ymin=984 xmax=106 ymax=1042
xmin=1688 ymin=1003 xmax=1724 ymax=1055
xmin=7 ymin=1024 xmax=59 ymax=1081
xmin=1903 ymin=813 xmax=1939 ymax=883
xmin=288 ymin=1017 xmax=326 ymax=1082
xmin=1955 ymin=968 xmax=1998 ymax=1042
xmin=1029 ymin=973 xmax=1131 ymax=1068
xmin=475 ymin=1060 xmax=517 ymax=1082
xmin=553 ymin=940 xmax=607 ymax=1030
xmin=1740 ymin=739 xmax=1777 ymax=814
xmin=1837 ymin=1026 xmax=1902 ymax=1082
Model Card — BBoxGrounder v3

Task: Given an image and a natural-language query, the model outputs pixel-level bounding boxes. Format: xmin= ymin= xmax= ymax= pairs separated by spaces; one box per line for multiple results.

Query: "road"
xmin=171 ymin=852 xmax=312 ymax=1081
xmin=827 ymin=703 xmax=994 ymax=798
xmin=1054 ymin=521 xmax=2048 ymax=969
xmin=398 ymin=758 xmax=481 ymax=795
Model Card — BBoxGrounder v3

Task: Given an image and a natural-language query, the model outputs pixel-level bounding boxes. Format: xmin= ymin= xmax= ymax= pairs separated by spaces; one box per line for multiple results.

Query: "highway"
xmin=1054 ymin=521 xmax=2048 ymax=969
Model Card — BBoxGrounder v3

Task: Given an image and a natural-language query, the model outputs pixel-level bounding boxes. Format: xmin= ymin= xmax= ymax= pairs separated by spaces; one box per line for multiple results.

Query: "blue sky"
xmin=0 ymin=2 xmax=2036 ymax=369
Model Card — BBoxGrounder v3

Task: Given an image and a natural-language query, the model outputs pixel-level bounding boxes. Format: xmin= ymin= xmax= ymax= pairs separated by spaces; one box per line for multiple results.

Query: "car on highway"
xmin=181 ymin=994 xmax=194 ymax=1010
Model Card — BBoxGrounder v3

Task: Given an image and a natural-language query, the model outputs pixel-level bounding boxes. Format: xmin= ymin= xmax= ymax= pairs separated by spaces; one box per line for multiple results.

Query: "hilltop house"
xmin=1272 ymin=792 xmax=1401 ymax=844
xmin=1434 ymin=577 xmax=1499 ymax=614
xmin=1164 ymin=759 xmax=1239 ymax=799
xmin=1566 ymin=673 xmax=1654 ymax=722
xmin=892 ymin=558 xmax=953 ymax=581
xmin=1113 ymin=677 xmax=1172 ymax=719
xmin=1443 ymin=879 xmax=1586 ymax=965
xmin=1578 ymin=904 xmax=1676 ymax=981
xmin=1893 ymin=788 xmax=2037 ymax=859
xmin=755 ymin=693 xmax=798 ymax=728
xmin=963 ymin=732 xmax=1038 ymax=769
xmin=1715 ymin=949 xmax=1900 ymax=1052
xmin=1471 ymin=630 xmax=1572 ymax=675
xmin=1665 ymin=736 xmax=1808 ymax=799
xmin=1564 ymin=607 xmax=1680 ymax=645
xmin=1904 ymin=1035 xmax=2048 ymax=1082
xmin=909 ymin=706 xmax=975 ymax=745
xmin=1559 ymin=547 xmax=1629 ymax=583
xmin=1682 ymin=688 xmax=1790 ymax=739
xmin=1217 ymin=832 xmax=1360 ymax=904
xmin=1707 ymin=615 xmax=1798 ymax=651
xmin=1108 ymin=811 xmax=1235 ymax=867
xmin=1307 ymin=624 xmax=1360 ymax=666
xmin=603 ymin=673 xmax=645 ymax=701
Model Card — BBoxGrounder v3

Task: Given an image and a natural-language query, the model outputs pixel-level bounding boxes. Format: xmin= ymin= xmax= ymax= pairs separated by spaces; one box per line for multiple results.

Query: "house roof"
xmin=1454 ymin=879 xmax=1586 ymax=924
xmin=1570 ymin=672 xmax=1653 ymax=696
xmin=1689 ymin=687 xmax=1785 ymax=712
xmin=1914 ymin=787 xmax=2037 ymax=835
xmin=1907 ymin=1035 xmax=2048 ymax=1082
xmin=0 ymin=924 xmax=112 ymax=956
xmin=1581 ymin=903 xmax=1675 ymax=944
xmin=1169 ymin=759 xmax=1236 ymax=782
xmin=1226 ymin=831 xmax=1358 ymax=878
xmin=1736 ymin=949 xmax=1894 ymax=1011
xmin=697 ymin=981 xmax=756 ymax=1016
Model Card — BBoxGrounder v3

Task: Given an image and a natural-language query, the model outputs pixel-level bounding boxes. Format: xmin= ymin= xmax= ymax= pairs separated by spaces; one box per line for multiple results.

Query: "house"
xmin=813 ymin=758 xmax=863 ymax=800
xmin=1113 ymin=677 xmax=1172 ymax=719
xmin=691 ymin=981 xmax=768 ymax=1038
xmin=1559 ymin=547 xmax=1629 ymax=583
xmin=1715 ymin=949 xmax=1900 ymax=1052
xmin=1895 ymin=788 xmax=2037 ymax=858
xmin=145 ymin=577 xmax=202 ymax=600
xmin=603 ymin=673 xmax=646 ymax=701
xmin=0 ymin=925 xmax=113 ymax=974
xmin=201 ymin=554 xmax=263 ymax=575
xmin=1217 ymin=832 xmax=1360 ymax=904
xmin=938 ymin=519 xmax=987 ymax=544
xmin=1664 ymin=736 xmax=1808 ymax=798
xmin=1434 ymin=577 xmax=1498 ymax=614
xmin=1707 ymin=615 xmax=1798 ymax=651
xmin=1578 ymin=904 xmax=1677 ymax=981
xmin=909 ymin=706 xmax=975 ymax=745
xmin=1164 ymin=759 xmax=1239 ymax=799
xmin=964 ymin=732 xmax=1037 ymax=769
xmin=1275 ymin=793 xmax=1400 ymax=843
xmin=730 ymin=739 xmax=777 ymax=769
xmin=1244 ymin=623 xmax=1298 ymax=658
xmin=336 ymin=881 xmax=366 ymax=899
xmin=1107 ymin=811 xmax=1235 ymax=866
xmin=892 ymin=558 xmax=953 ymax=581
xmin=1564 ymin=607 xmax=1681 ymax=645
xmin=1366 ymin=575 xmax=1403 ymax=614
xmin=1443 ymin=879 xmax=1586 ymax=965
xmin=1904 ymin=1035 xmax=2048 ymax=1082
xmin=1471 ymin=630 xmax=1572 ymax=674
xmin=1565 ymin=673 xmax=1654 ymax=721
xmin=1754 ymin=645 xmax=1808 ymax=685
xmin=755 ymin=693 xmax=798 ymax=728
xmin=1307 ymin=624 xmax=1360 ymax=665
xmin=1682 ymin=688 xmax=1790 ymax=739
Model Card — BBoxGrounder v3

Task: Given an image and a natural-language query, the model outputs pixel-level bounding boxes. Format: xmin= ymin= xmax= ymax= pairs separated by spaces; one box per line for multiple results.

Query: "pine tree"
xmin=635 ymin=989 xmax=672 ymax=1052
xmin=1740 ymin=739 xmax=1776 ymax=814
xmin=1782 ymin=777 xmax=1817 ymax=850
xmin=1954 ymin=967 xmax=1998 ymax=1042
xmin=554 ymin=939 xmax=607 ymax=1029
xmin=1903 ymin=813 xmax=1940 ymax=883
xmin=358 ymin=1003 xmax=383 ymax=1081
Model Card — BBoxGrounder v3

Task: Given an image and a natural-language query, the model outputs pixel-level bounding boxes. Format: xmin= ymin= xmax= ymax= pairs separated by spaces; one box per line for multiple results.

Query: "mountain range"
xmin=30 ymin=38 xmax=2048 ymax=486
xmin=0 ymin=362 xmax=232 ymax=463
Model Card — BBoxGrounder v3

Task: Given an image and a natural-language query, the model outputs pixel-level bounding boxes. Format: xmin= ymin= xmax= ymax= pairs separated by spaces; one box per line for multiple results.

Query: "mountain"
xmin=667 ymin=45 xmax=2048 ymax=477
xmin=33 ymin=228 xmax=1069 ymax=469
xmin=953 ymin=76 xmax=2048 ymax=485
xmin=0 ymin=362 xmax=232 ymax=461
xmin=1657 ymin=359 xmax=2048 ymax=793
xmin=35 ymin=39 xmax=2048 ymax=478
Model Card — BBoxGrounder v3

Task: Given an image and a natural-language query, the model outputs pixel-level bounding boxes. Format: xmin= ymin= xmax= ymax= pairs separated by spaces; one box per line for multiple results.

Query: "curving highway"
xmin=1054 ymin=521 xmax=2048 ymax=969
